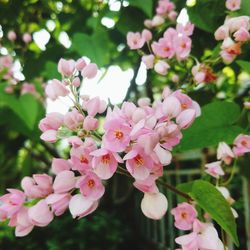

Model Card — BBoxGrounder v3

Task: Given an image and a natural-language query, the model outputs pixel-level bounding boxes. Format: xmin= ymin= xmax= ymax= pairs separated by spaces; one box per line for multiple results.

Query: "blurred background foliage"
xmin=0 ymin=0 xmax=250 ymax=249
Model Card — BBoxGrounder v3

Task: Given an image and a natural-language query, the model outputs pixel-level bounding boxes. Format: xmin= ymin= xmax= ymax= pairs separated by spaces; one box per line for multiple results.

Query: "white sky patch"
xmin=59 ymin=31 xmax=71 ymax=48
xmin=136 ymin=62 xmax=147 ymax=86
xmin=33 ymin=29 xmax=50 ymax=50
xmin=80 ymin=65 xmax=134 ymax=105
xmin=101 ymin=17 xmax=115 ymax=29
xmin=13 ymin=60 xmax=25 ymax=81
xmin=46 ymin=20 xmax=56 ymax=32
xmin=0 ymin=47 xmax=8 ymax=55
xmin=109 ymin=0 xmax=121 ymax=11
xmin=0 ymin=25 xmax=3 ymax=38
xmin=177 ymin=8 xmax=189 ymax=25
xmin=46 ymin=96 xmax=73 ymax=114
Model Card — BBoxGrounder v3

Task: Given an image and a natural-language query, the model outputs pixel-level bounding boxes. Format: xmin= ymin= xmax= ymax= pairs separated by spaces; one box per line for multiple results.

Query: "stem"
xmin=156 ymin=179 xmax=193 ymax=202
xmin=222 ymin=159 xmax=237 ymax=186
xmin=116 ymin=166 xmax=192 ymax=201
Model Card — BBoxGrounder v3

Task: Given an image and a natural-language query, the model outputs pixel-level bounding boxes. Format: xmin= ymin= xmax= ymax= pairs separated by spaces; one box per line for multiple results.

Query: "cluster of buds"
xmin=0 ymin=57 xmax=201 ymax=236
xmin=144 ymin=0 xmax=178 ymax=28
xmin=7 ymin=30 xmax=32 ymax=44
xmin=215 ymin=15 xmax=250 ymax=64
xmin=127 ymin=22 xmax=194 ymax=76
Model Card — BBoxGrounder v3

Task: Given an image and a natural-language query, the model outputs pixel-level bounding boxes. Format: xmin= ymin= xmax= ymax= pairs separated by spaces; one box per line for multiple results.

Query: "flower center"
xmin=101 ymin=154 xmax=111 ymax=164
xmin=181 ymin=212 xmax=188 ymax=219
xmin=181 ymin=103 xmax=188 ymax=109
xmin=241 ymin=140 xmax=248 ymax=146
xmin=88 ymin=179 xmax=95 ymax=188
xmin=114 ymin=130 xmax=123 ymax=140
xmin=134 ymin=154 xmax=144 ymax=166
xmin=80 ymin=155 xmax=89 ymax=164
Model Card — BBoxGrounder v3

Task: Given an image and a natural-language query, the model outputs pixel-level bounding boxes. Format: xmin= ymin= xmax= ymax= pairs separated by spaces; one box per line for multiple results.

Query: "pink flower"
xmin=154 ymin=144 xmax=172 ymax=165
xmin=205 ymin=161 xmax=225 ymax=179
xmin=244 ymin=101 xmax=250 ymax=109
xmin=22 ymin=33 xmax=32 ymax=43
xmin=233 ymin=27 xmax=250 ymax=42
xmin=51 ymin=158 xmax=71 ymax=174
xmin=53 ymin=170 xmax=76 ymax=194
xmin=21 ymin=83 xmax=37 ymax=96
xmin=124 ymin=146 xmax=154 ymax=180
xmin=69 ymin=194 xmax=98 ymax=219
xmin=174 ymin=35 xmax=192 ymax=60
xmin=81 ymin=63 xmax=98 ymax=79
xmin=161 ymin=96 xmax=181 ymax=118
xmin=58 ymin=58 xmax=75 ymax=77
xmin=39 ymin=112 xmax=64 ymax=132
xmin=103 ymin=118 xmax=131 ymax=152
xmin=151 ymin=15 xmax=165 ymax=27
xmin=64 ymin=109 xmax=84 ymax=130
xmin=21 ymin=174 xmax=53 ymax=199
xmin=82 ymin=96 xmax=107 ymax=117
xmin=141 ymin=54 xmax=155 ymax=69
xmin=75 ymin=58 xmax=87 ymax=71
xmin=77 ymin=172 xmax=105 ymax=201
xmin=45 ymin=79 xmax=69 ymax=100
xmin=154 ymin=60 xmax=170 ymax=75
xmin=133 ymin=175 xmax=158 ymax=193
xmin=171 ymin=202 xmax=197 ymax=230
xmin=175 ymin=220 xmax=224 ymax=250
xmin=217 ymin=142 xmax=234 ymax=165
xmin=7 ymin=31 xmax=16 ymax=41
xmin=28 ymin=200 xmax=54 ymax=227
xmin=233 ymin=134 xmax=250 ymax=156
xmin=176 ymin=22 xmax=194 ymax=36
xmin=0 ymin=189 xmax=26 ymax=218
xmin=14 ymin=207 xmax=34 ymax=237
xmin=46 ymin=193 xmax=71 ymax=216
xmin=220 ymin=50 xmax=236 ymax=64
xmin=40 ymin=130 xmax=57 ymax=143
xmin=226 ymin=0 xmax=241 ymax=11
xmin=176 ymin=109 xmax=196 ymax=129
xmin=83 ymin=116 xmax=98 ymax=131
xmin=141 ymin=192 xmax=168 ymax=220
xmin=152 ymin=38 xmax=175 ymax=58
xmin=126 ymin=32 xmax=145 ymax=49
xmin=70 ymin=144 xmax=94 ymax=173
xmin=91 ymin=148 xmax=123 ymax=180
xmin=142 ymin=29 xmax=152 ymax=42
xmin=72 ymin=77 xmax=81 ymax=87
xmin=214 ymin=25 xmax=229 ymax=40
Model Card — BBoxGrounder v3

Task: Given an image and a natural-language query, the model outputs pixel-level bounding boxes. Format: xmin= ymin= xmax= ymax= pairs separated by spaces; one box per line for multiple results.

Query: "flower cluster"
xmin=0 ymin=57 xmax=201 ymax=236
xmin=215 ymin=15 xmax=250 ymax=64
xmin=172 ymin=203 xmax=224 ymax=250
xmin=144 ymin=0 xmax=178 ymax=28
xmin=127 ymin=22 xmax=194 ymax=76
xmin=126 ymin=0 xmax=194 ymax=76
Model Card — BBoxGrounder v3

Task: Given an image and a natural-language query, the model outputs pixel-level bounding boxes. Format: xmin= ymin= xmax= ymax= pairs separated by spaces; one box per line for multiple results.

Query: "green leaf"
xmin=70 ymin=30 xmax=111 ymax=67
xmin=238 ymin=0 xmax=250 ymax=16
xmin=128 ymin=0 xmax=153 ymax=17
xmin=187 ymin=0 xmax=225 ymax=33
xmin=0 ymin=84 xmax=44 ymax=139
xmin=41 ymin=61 xmax=61 ymax=80
xmin=176 ymin=101 xmax=244 ymax=152
xmin=116 ymin=7 xmax=146 ymax=35
xmin=177 ymin=181 xmax=194 ymax=202
xmin=236 ymin=60 xmax=250 ymax=74
xmin=190 ymin=180 xmax=239 ymax=246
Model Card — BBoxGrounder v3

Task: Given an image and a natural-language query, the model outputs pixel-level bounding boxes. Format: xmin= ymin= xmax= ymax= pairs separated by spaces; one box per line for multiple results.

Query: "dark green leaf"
xmin=190 ymin=180 xmax=239 ymax=246
xmin=236 ymin=60 xmax=250 ymax=74
xmin=176 ymin=101 xmax=244 ymax=152
xmin=128 ymin=0 xmax=153 ymax=17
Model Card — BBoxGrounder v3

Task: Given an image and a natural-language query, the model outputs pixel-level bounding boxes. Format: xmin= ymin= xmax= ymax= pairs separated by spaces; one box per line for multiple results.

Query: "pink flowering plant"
xmin=1 ymin=0 xmax=250 ymax=249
